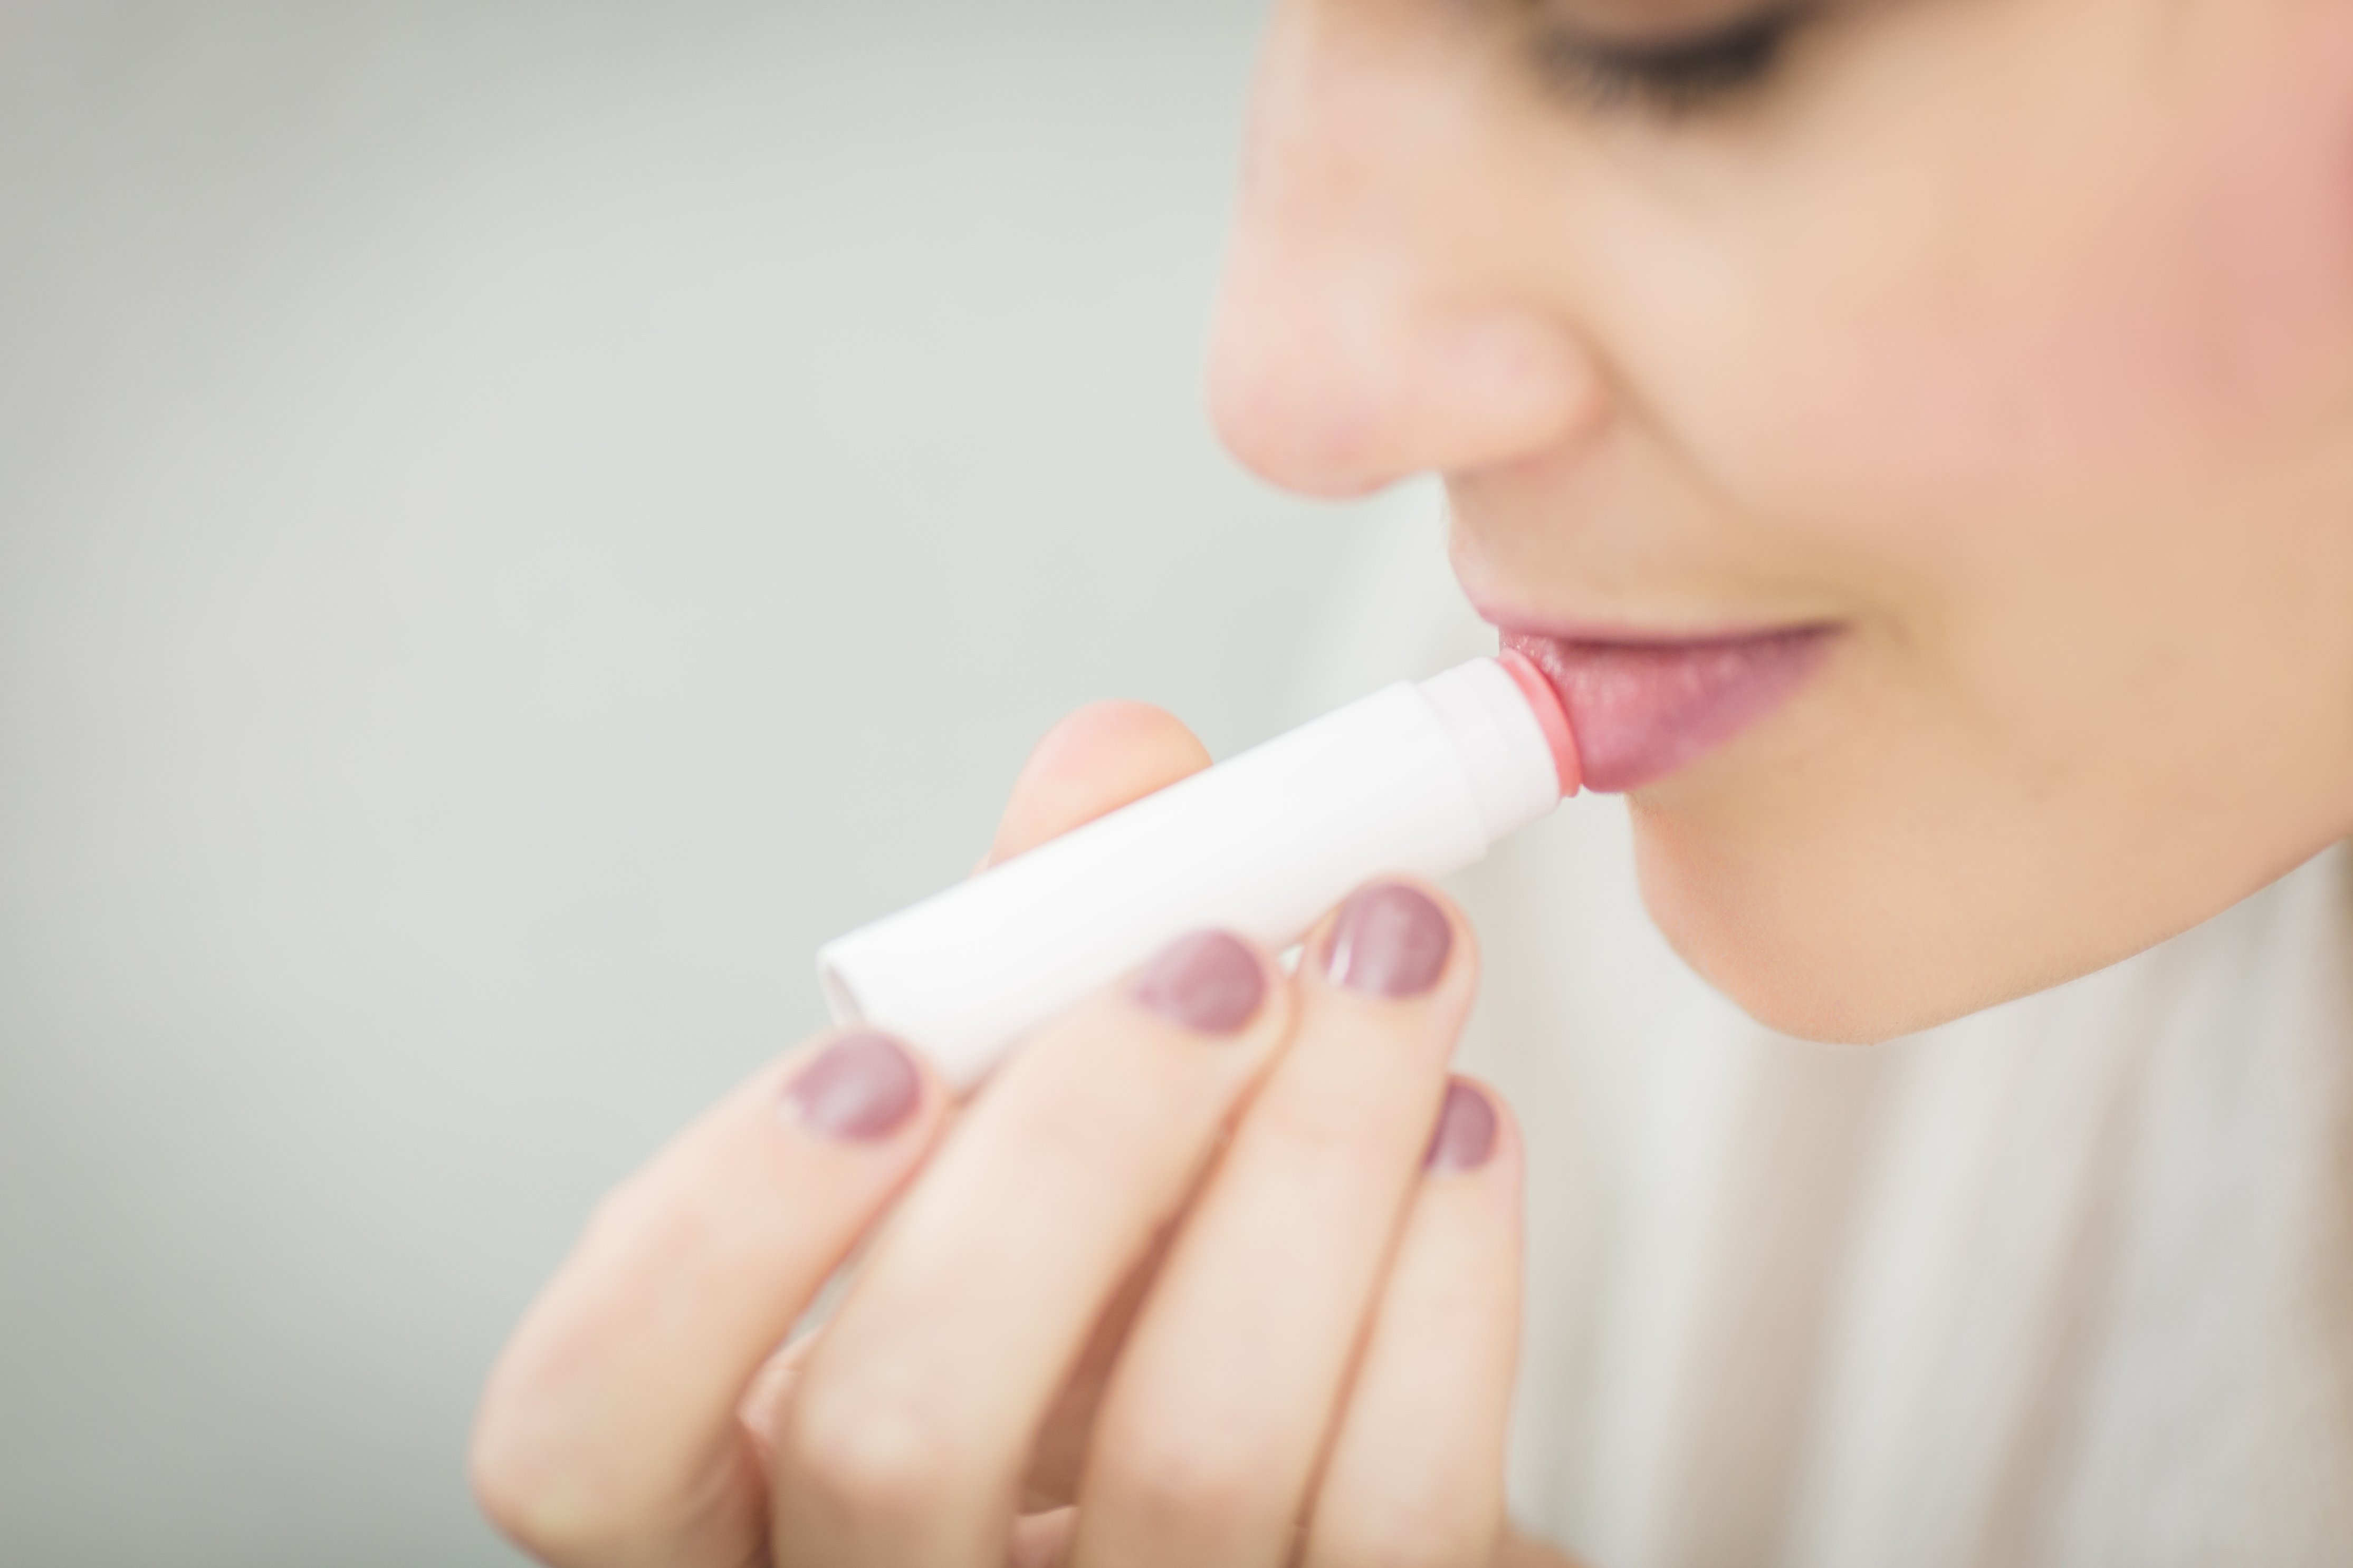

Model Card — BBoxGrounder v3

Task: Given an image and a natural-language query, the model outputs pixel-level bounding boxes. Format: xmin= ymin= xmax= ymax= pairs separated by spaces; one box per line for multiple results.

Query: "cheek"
xmin=1755 ymin=31 xmax=2353 ymax=526
xmin=1834 ymin=174 xmax=2353 ymax=503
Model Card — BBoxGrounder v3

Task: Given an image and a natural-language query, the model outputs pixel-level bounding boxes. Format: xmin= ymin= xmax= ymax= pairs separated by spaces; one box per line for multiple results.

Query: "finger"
xmin=1008 ymin=1507 xmax=1079 ymax=1568
xmin=1074 ymin=880 xmax=1478 ymax=1568
xmin=769 ymin=928 xmax=1297 ymax=1568
xmin=1021 ymin=1224 xmax=1174 ymax=1508
xmin=471 ymin=1031 xmax=947 ymax=1568
xmin=1302 ymin=1079 xmax=1523 ymax=1568
xmin=977 ymin=701 xmax=1210 ymax=1499
xmin=987 ymin=701 xmax=1211 ymax=866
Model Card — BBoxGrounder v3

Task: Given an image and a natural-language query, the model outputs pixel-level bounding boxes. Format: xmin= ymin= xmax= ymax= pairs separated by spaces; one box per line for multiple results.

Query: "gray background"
xmin=0 ymin=5 xmax=1412 ymax=1561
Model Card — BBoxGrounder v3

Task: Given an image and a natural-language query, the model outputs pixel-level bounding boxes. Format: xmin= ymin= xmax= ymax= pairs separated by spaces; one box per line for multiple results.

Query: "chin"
xmin=1662 ymin=925 xmax=1926 ymax=1046
xmin=1627 ymin=806 xmax=2010 ymax=1047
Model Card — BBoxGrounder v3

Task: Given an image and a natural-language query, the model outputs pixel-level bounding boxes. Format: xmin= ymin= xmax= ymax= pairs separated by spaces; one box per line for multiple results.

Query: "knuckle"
xmin=468 ymin=1400 xmax=629 ymax=1561
xmin=1252 ymin=1066 xmax=1407 ymax=1165
xmin=1311 ymin=1489 xmax=1500 ymax=1568
xmin=1331 ymin=1529 xmax=1486 ymax=1568
xmin=468 ymin=1291 xmax=691 ymax=1562
xmin=780 ymin=1381 xmax=960 ymax=1528
xmin=1091 ymin=1418 xmax=1277 ymax=1540
xmin=1000 ymin=1071 xmax=1174 ymax=1192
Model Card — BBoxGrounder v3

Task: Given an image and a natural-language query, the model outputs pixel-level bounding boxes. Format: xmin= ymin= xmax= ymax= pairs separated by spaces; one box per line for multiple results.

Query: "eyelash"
xmin=1527 ymin=10 xmax=1800 ymax=119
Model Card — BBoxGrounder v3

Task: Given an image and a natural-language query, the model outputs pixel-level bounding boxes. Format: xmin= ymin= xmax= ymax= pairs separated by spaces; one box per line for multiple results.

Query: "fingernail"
xmin=783 ymin=1031 xmax=924 ymax=1141
xmin=1424 ymin=1080 xmax=1498 ymax=1172
xmin=1131 ymin=930 xmax=1266 ymax=1035
xmin=1322 ymin=883 xmax=1452 ymax=998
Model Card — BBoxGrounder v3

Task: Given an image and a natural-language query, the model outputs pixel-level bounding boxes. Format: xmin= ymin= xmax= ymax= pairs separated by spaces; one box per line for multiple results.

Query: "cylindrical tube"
xmin=816 ymin=653 xmax=1580 ymax=1089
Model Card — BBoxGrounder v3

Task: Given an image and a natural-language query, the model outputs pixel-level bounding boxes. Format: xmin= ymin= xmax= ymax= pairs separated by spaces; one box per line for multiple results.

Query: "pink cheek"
xmin=1784 ymin=60 xmax=2353 ymax=516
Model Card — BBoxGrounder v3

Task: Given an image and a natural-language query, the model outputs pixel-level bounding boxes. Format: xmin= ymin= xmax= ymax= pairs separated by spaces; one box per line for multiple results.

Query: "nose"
xmin=1207 ymin=4 xmax=1605 ymax=499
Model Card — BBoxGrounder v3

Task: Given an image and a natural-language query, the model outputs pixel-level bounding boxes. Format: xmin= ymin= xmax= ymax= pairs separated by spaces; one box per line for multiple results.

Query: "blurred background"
xmin=0 ymin=5 xmax=1436 ymax=1561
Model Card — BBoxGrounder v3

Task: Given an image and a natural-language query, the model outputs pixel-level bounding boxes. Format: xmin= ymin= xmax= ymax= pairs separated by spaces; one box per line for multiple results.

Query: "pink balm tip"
xmin=1499 ymin=649 xmax=1583 ymax=797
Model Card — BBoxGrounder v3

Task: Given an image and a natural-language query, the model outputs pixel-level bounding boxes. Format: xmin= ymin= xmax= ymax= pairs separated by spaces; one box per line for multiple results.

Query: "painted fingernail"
xmin=1131 ymin=930 xmax=1266 ymax=1035
xmin=783 ymin=1031 xmax=923 ymax=1141
xmin=1424 ymin=1080 xmax=1498 ymax=1172
xmin=1322 ymin=882 xmax=1452 ymax=998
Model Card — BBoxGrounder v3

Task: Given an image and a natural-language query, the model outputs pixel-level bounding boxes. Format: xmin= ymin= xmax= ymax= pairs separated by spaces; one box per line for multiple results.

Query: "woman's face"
xmin=1210 ymin=0 xmax=2353 ymax=1041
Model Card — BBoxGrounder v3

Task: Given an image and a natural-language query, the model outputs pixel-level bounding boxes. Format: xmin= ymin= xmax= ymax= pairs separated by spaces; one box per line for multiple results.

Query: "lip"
xmin=1499 ymin=623 xmax=1838 ymax=793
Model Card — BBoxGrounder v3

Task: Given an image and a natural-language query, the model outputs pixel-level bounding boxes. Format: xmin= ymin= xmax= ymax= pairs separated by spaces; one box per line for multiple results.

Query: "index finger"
xmin=471 ymin=1030 xmax=949 ymax=1568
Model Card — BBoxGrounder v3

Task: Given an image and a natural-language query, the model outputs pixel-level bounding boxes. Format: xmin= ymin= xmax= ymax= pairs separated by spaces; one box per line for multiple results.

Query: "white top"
xmin=1305 ymin=492 xmax=2353 ymax=1568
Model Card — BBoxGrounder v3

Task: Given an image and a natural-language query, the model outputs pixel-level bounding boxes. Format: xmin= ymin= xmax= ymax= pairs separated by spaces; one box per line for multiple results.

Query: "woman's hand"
xmin=472 ymin=701 xmax=1534 ymax=1568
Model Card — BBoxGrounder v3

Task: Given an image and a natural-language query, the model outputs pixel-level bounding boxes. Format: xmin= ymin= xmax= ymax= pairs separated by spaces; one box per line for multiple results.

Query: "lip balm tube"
xmin=816 ymin=652 xmax=1581 ymax=1090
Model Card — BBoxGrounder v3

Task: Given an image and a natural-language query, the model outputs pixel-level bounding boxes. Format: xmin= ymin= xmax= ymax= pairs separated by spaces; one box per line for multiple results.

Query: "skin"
xmin=1213 ymin=0 xmax=2353 ymax=1040
xmin=477 ymin=1 xmax=2353 ymax=1563
xmin=476 ymin=708 xmax=1547 ymax=1567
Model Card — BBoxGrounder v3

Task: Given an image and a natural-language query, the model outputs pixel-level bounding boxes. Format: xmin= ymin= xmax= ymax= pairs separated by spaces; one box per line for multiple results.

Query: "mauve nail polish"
xmin=1322 ymin=882 xmax=1452 ymax=998
xmin=783 ymin=1031 xmax=923 ymax=1141
xmin=1131 ymin=930 xmax=1266 ymax=1034
xmin=1424 ymin=1080 xmax=1498 ymax=1172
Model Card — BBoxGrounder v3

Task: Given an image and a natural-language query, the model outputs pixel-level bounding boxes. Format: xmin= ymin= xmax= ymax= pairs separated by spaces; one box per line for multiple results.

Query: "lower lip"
xmin=1501 ymin=627 xmax=1837 ymax=794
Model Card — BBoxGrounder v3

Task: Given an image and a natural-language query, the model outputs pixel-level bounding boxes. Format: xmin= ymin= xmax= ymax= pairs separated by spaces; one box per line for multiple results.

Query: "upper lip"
xmin=1471 ymin=597 xmax=1838 ymax=648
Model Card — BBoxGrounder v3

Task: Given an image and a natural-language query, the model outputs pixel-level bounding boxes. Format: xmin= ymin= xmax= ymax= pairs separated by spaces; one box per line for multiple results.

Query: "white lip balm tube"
xmin=816 ymin=652 xmax=1582 ymax=1090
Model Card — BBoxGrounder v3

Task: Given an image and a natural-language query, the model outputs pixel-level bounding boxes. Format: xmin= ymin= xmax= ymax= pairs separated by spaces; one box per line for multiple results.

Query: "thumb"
xmin=984 ymin=700 xmax=1212 ymax=868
